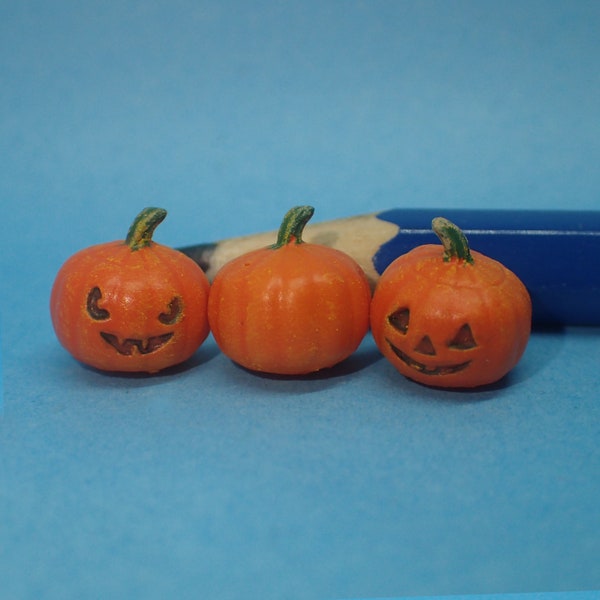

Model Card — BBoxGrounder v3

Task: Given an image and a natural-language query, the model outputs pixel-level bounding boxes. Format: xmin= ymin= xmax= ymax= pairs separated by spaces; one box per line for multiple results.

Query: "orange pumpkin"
xmin=208 ymin=205 xmax=371 ymax=375
xmin=370 ymin=217 xmax=532 ymax=388
xmin=50 ymin=207 xmax=211 ymax=373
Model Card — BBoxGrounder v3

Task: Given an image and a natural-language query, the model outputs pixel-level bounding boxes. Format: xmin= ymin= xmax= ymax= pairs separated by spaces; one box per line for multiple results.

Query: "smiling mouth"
xmin=386 ymin=339 xmax=471 ymax=376
xmin=100 ymin=332 xmax=173 ymax=355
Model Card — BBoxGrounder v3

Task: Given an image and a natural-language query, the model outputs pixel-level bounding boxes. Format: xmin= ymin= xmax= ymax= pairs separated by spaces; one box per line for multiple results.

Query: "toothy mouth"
xmin=386 ymin=339 xmax=471 ymax=376
xmin=100 ymin=332 xmax=173 ymax=355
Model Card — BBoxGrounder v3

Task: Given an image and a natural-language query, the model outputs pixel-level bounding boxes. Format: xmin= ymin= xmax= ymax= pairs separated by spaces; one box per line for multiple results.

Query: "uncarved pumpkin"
xmin=208 ymin=205 xmax=371 ymax=375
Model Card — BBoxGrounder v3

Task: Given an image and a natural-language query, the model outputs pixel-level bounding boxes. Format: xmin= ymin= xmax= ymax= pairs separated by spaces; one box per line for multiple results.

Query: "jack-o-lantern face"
xmin=50 ymin=208 xmax=211 ymax=373
xmin=370 ymin=218 xmax=532 ymax=388
xmin=386 ymin=308 xmax=478 ymax=376
xmin=86 ymin=286 xmax=183 ymax=355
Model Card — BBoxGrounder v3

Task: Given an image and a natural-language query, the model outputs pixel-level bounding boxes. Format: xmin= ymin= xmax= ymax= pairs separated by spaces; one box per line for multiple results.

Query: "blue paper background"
xmin=1 ymin=2 xmax=599 ymax=599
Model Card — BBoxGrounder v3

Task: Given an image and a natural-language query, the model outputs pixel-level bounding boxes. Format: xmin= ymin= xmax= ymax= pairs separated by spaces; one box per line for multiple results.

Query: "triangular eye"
xmin=388 ymin=308 xmax=409 ymax=334
xmin=448 ymin=324 xmax=477 ymax=350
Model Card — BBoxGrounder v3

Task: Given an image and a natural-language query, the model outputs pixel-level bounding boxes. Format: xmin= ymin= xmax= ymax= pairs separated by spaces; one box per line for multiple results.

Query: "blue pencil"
xmin=178 ymin=209 xmax=600 ymax=326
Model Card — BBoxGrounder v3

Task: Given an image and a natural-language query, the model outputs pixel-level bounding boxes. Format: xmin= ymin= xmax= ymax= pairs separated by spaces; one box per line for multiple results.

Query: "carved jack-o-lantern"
xmin=370 ymin=217 xmax=532 ymax=388
xmin=50 ymin=207 xmax=210 ymax=373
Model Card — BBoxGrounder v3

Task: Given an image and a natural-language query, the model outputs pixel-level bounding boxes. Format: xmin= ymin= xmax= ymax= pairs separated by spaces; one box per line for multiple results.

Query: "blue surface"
xmin=1 ymin=2 xmax=599 ymax=599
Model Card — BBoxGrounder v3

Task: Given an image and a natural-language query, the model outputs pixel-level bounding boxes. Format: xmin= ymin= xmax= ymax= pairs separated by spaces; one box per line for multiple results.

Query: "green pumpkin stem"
xmin=432 ymin=217 xmax=474 ymax=264
xmin=271 ymin=205 xmax=315 ymax=248
xmin=125 ymin=207 xmax=167 ymax=251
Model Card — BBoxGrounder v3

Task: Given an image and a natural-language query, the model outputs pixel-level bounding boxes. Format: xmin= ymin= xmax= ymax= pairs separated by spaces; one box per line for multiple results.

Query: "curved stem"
xmin=432 ymin=217 xmax=474 ymax=264
xmin=271 ymin=205 xmax=315 ymax=248
xmin=125 ymin=207 xmax=167 ymax=251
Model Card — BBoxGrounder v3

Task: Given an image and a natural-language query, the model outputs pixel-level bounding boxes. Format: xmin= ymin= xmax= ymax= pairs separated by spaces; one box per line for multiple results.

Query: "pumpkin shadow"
xmin=231 ymin=344 xmax=383 ymax=383
xmin=397 ymin=374 xmax=512 ymax=404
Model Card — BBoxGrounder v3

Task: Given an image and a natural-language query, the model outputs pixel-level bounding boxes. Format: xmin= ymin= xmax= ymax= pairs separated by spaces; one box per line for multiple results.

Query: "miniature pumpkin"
xmin=208 ymin=205 xmax=371 ymax=375
xmin=50 ymin=207 xmax=211 ymax=373
xmin=370 ymin=217 xmax=532 ymax=388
